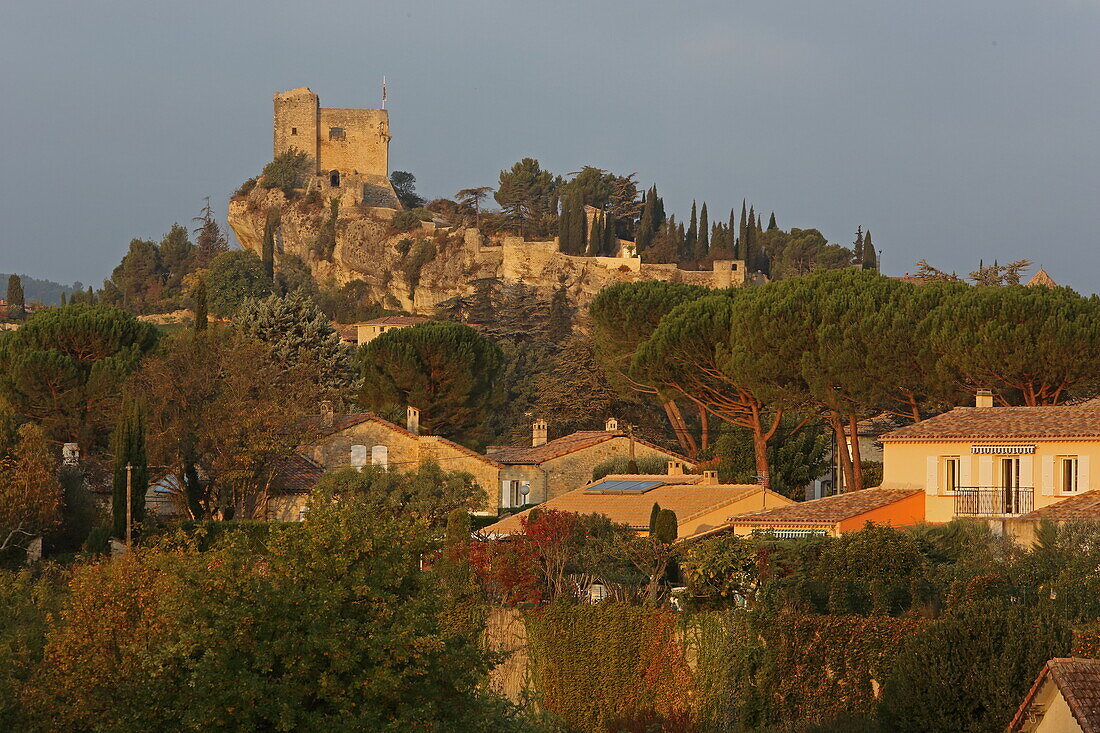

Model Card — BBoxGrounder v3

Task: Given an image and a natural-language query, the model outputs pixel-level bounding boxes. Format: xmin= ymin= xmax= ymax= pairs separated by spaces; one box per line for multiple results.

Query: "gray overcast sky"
xmin=2 ymin=0 xmax=1098 ymax=291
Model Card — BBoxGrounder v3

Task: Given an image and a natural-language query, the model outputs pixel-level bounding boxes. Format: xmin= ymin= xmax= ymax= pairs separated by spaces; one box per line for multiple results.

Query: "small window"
xmin=291 ymin=127 xmax=298 ymax=135
xmin=1060 ymin=456 xmax=1079 ymax=492
xmin=944 ymin=457 xmax=960 ymax=492
xmin=329 ymin=127 xmax=345 ymax=140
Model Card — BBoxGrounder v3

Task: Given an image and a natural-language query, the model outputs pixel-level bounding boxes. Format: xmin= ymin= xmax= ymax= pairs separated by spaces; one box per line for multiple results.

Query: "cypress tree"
xmin=652 ymin=186 xmax=665 ymax=228
xmin=111 ymin=398 xmax=148 ymax=540
xmin=697 ymin=203 xmax=709 ymax=261
xmin=261 ymin=207 xmax=279 ymax=281
xmin=557 ymin=196 xmax=575 ymax=252
xmin=685 ymin=201 xmax=698 ymax=262
xmin=86 ymin=286 xmax=95 ymax=305
xmin=853 ymin=226 xmax=864 ymax=264
xmin=862 ymin=230 xmax=878 ymax=271
xmin=768 ymin=211 xmax=778 ymax=230
xmin=653 ymin=508 xmax=678 ymax=544
xmin=603 ymin=211 xmax=618 ymax=255
xmin=6 ymin=274 xmax=25 ymax=320
xmin=193 ymin=278 xmax=208 ymax=333
xmin=587 ymin=212 xmax=604 ymax=256
xmin=648 ymin=502 xmax=663 ymax=534
xmin=60 ymin=292 xmax=67 ymax=306
xmin=738 ymin=200 xmax=749 ymax=260
xmin=745 ymin=206 xmax=757 ymax=268
xmin=756 ymin=212 xmax=762 ymax=232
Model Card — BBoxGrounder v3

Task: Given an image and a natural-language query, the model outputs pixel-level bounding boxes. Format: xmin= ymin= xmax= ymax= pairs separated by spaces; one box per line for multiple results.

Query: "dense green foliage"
xmin=204 ymin=250 xmax=271 ymax=316
xmin=235 ymin=291 xmax=357 ymax=397
xmin=0 ymin=305 xmax=158 ymax=450
xmin=110 ymin=398 xmax=147 ymax=540
xmin=260 ymin=148 xmax=313 ymax=194
xmin=358 ymin=321 xmax=503 ymax=446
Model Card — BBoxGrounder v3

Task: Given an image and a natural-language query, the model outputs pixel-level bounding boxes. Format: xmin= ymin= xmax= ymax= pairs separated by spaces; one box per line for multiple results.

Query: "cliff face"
xmin=227 ymin=187 xmax=744 ymax=326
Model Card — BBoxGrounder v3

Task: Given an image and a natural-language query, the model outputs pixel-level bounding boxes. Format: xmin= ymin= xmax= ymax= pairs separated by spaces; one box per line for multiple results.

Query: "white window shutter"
xmin=500 ymin=480 xmax=511 ymax=509
xmin=925 ymin=456 xmax=938 ymax=495
xmin=1041 ymin=456 xmax=1055 ymax=496
xmin=979 ymin=456 xmax=993 ymax=488
xmin=959 ymin=455 xmax=972 ymax=489
xmin=1019 ymin=454 xmax=1034 ymax=491
xmin=1080 ymin=455 xmax=1091 ymax=492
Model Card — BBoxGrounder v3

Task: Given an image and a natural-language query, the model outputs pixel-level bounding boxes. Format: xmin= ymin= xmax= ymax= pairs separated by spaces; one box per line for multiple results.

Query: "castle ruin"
xmin=274 ymin=87 xmax=398 ymax=207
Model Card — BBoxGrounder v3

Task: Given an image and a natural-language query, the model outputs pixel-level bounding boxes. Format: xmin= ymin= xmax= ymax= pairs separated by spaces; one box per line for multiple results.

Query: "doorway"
xmin=330 ymin=170 xmax=340 ymax=187
xmin=1001 ymin=457 xmax=1020 ymax=513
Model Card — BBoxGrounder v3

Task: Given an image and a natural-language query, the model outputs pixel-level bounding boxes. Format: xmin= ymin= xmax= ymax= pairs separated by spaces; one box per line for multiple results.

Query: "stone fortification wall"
xmin=273 ymin=88 xmax=320 ymax=172
xmin=318 ymin=108 xmax=389 ymax=177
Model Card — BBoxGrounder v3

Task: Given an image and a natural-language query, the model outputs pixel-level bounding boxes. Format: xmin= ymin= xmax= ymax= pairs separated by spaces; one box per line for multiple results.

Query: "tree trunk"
xmin=699 ymin=404 xmax=710 ymax=451
xmin=848 ymin=414 xmax=864 ymax=492
xmin=663 ymin=399 xmax=698 ymax=457
xmin=829 ymin=414 xmax=855 ymax=493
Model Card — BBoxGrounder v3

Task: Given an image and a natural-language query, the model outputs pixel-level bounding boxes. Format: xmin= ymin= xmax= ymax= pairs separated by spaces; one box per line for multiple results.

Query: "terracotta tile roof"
xmin=880 ymin=403 xmax=1100 ymax=441
xmin=1027 ymin=268 xmax=1057 ymax=288
xmin=301 ymin=412 xmax=503 ymax=468
xmin=730 ymin=488 xmax=924 ymax=526
xmin=486 ymin=430 xmax=690 ymax=466
xmin=483 ymin=479 xmax=764 ymax=534
xmin=1020 ymin=491 xmax=1100 ymax=521
xmin=1009 ymin=658 xmax=1100 ymax=733
xmin=270 ymin=453 xmax=325 ymax=495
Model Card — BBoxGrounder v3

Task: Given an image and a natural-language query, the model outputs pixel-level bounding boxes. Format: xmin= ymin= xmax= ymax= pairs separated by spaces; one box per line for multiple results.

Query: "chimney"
xmin=320 ymin=400 xmax=334 ymax=430
xmin=667 ymin=460 xmax=685 ymax=476
xmin=605 ymin=417 xmax=619 ymax=432
xmin=532 ymin=419 xmax=548 ymax=447
xmin=976 ymin=389 xmax=994 ymax=408
xmin=702 ymin=470 xmax=719 ymax=484
xmin=406 ymin=406 xmax=420 ymax=435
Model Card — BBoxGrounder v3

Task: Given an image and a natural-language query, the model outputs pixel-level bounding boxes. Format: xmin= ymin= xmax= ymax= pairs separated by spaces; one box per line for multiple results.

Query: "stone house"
xmin=487 ymin=418 xmax=694 ymax=509
xmin=350 ymin=315 xmax=429 ymax=345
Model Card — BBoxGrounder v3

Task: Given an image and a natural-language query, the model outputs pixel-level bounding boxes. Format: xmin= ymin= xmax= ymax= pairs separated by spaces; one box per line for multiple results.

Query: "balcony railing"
xmin=953 ymin=487 xmax=1034 ymax=517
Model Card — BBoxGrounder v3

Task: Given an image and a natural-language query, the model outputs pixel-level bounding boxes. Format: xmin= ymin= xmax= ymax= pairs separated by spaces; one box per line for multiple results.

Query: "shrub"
xmin=233 ymin=177 xmax=257 ymax=197
xmin=391 ymin=210 xmax=424 ymax=232
xmin=401 ymin=238 xmax=437 ymax=296
xmin=260 ymin=149 xmax=313 ymax=194
xmin=592 ymin=455 xmax=669 ymax=480
xmin=877 ymin=603 xmax=1070 ymax=732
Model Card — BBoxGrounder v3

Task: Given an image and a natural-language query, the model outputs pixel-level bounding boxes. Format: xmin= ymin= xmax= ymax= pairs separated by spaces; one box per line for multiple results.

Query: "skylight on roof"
xmin=584 ymin=479 xmax=663 ymax=494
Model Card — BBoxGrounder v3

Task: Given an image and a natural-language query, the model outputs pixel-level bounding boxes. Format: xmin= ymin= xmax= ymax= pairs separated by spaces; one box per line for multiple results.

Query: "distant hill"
xmin=1 ymin=274 xmax=79 ymax=306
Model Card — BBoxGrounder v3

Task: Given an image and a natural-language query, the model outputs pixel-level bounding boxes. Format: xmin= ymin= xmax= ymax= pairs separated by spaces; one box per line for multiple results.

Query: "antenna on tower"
xmin=381 ymin=76 xmax=387 ymax=109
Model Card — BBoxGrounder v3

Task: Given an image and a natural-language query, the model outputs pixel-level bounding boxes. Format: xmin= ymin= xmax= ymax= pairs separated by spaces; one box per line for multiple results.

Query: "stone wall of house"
xmin=273 ymin=87 xmax=389 ymax=179
xmin=306 ymin=421 xmax=421 ymax=472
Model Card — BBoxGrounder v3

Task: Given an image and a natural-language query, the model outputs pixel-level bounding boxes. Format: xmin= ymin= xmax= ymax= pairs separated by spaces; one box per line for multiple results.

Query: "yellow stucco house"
xmin=879 ymin=392 xmax=1100 ymax=529
xmin=1008 ymin=657 xmax=1100 ymax=733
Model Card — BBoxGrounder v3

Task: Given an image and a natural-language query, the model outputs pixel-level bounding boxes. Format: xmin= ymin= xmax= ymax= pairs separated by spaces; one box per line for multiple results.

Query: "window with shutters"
xmin=1060 ymin=456 xmax=1079 ymax=493
xmin=944 ymin=457 xmax=961 ymax=493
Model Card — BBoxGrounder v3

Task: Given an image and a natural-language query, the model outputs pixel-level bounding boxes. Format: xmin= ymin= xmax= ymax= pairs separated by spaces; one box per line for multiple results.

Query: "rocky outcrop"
xmin=227 ymin=186 xmax=746 ymax=326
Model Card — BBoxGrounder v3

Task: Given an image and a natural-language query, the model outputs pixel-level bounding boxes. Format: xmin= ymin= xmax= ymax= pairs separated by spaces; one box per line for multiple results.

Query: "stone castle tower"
xmin=274 ymin=87 xmax=391 ymax=185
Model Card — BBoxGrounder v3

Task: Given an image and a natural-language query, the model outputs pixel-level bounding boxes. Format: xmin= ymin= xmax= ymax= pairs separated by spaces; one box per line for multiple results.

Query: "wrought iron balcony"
xmin=953 ymin=487 xmax=1034 ymax=517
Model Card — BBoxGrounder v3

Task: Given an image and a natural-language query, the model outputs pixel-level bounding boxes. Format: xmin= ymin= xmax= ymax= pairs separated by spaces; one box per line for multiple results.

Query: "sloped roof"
xmin=729 ymin=488 xmax=924 ymax=526
xmin=1021 ymin=491 xmax=1100 ymax=521
xmin=1026 ymin=268 xmax=1057 ymax=288
xmin=484 ymin=479 xmax=765 ymax=534
xmin=486 ymin=430 xmax=689 ymax=466
xmin=302 ymin=412 xmax=502 ymax=467
xmin=880 ymin=403 xmax=1100 ymax=441
xmin=270 ymin=453 xmax=325 ymax=495
xmin=1009 ymin=658 xmax=1100 ymax=733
